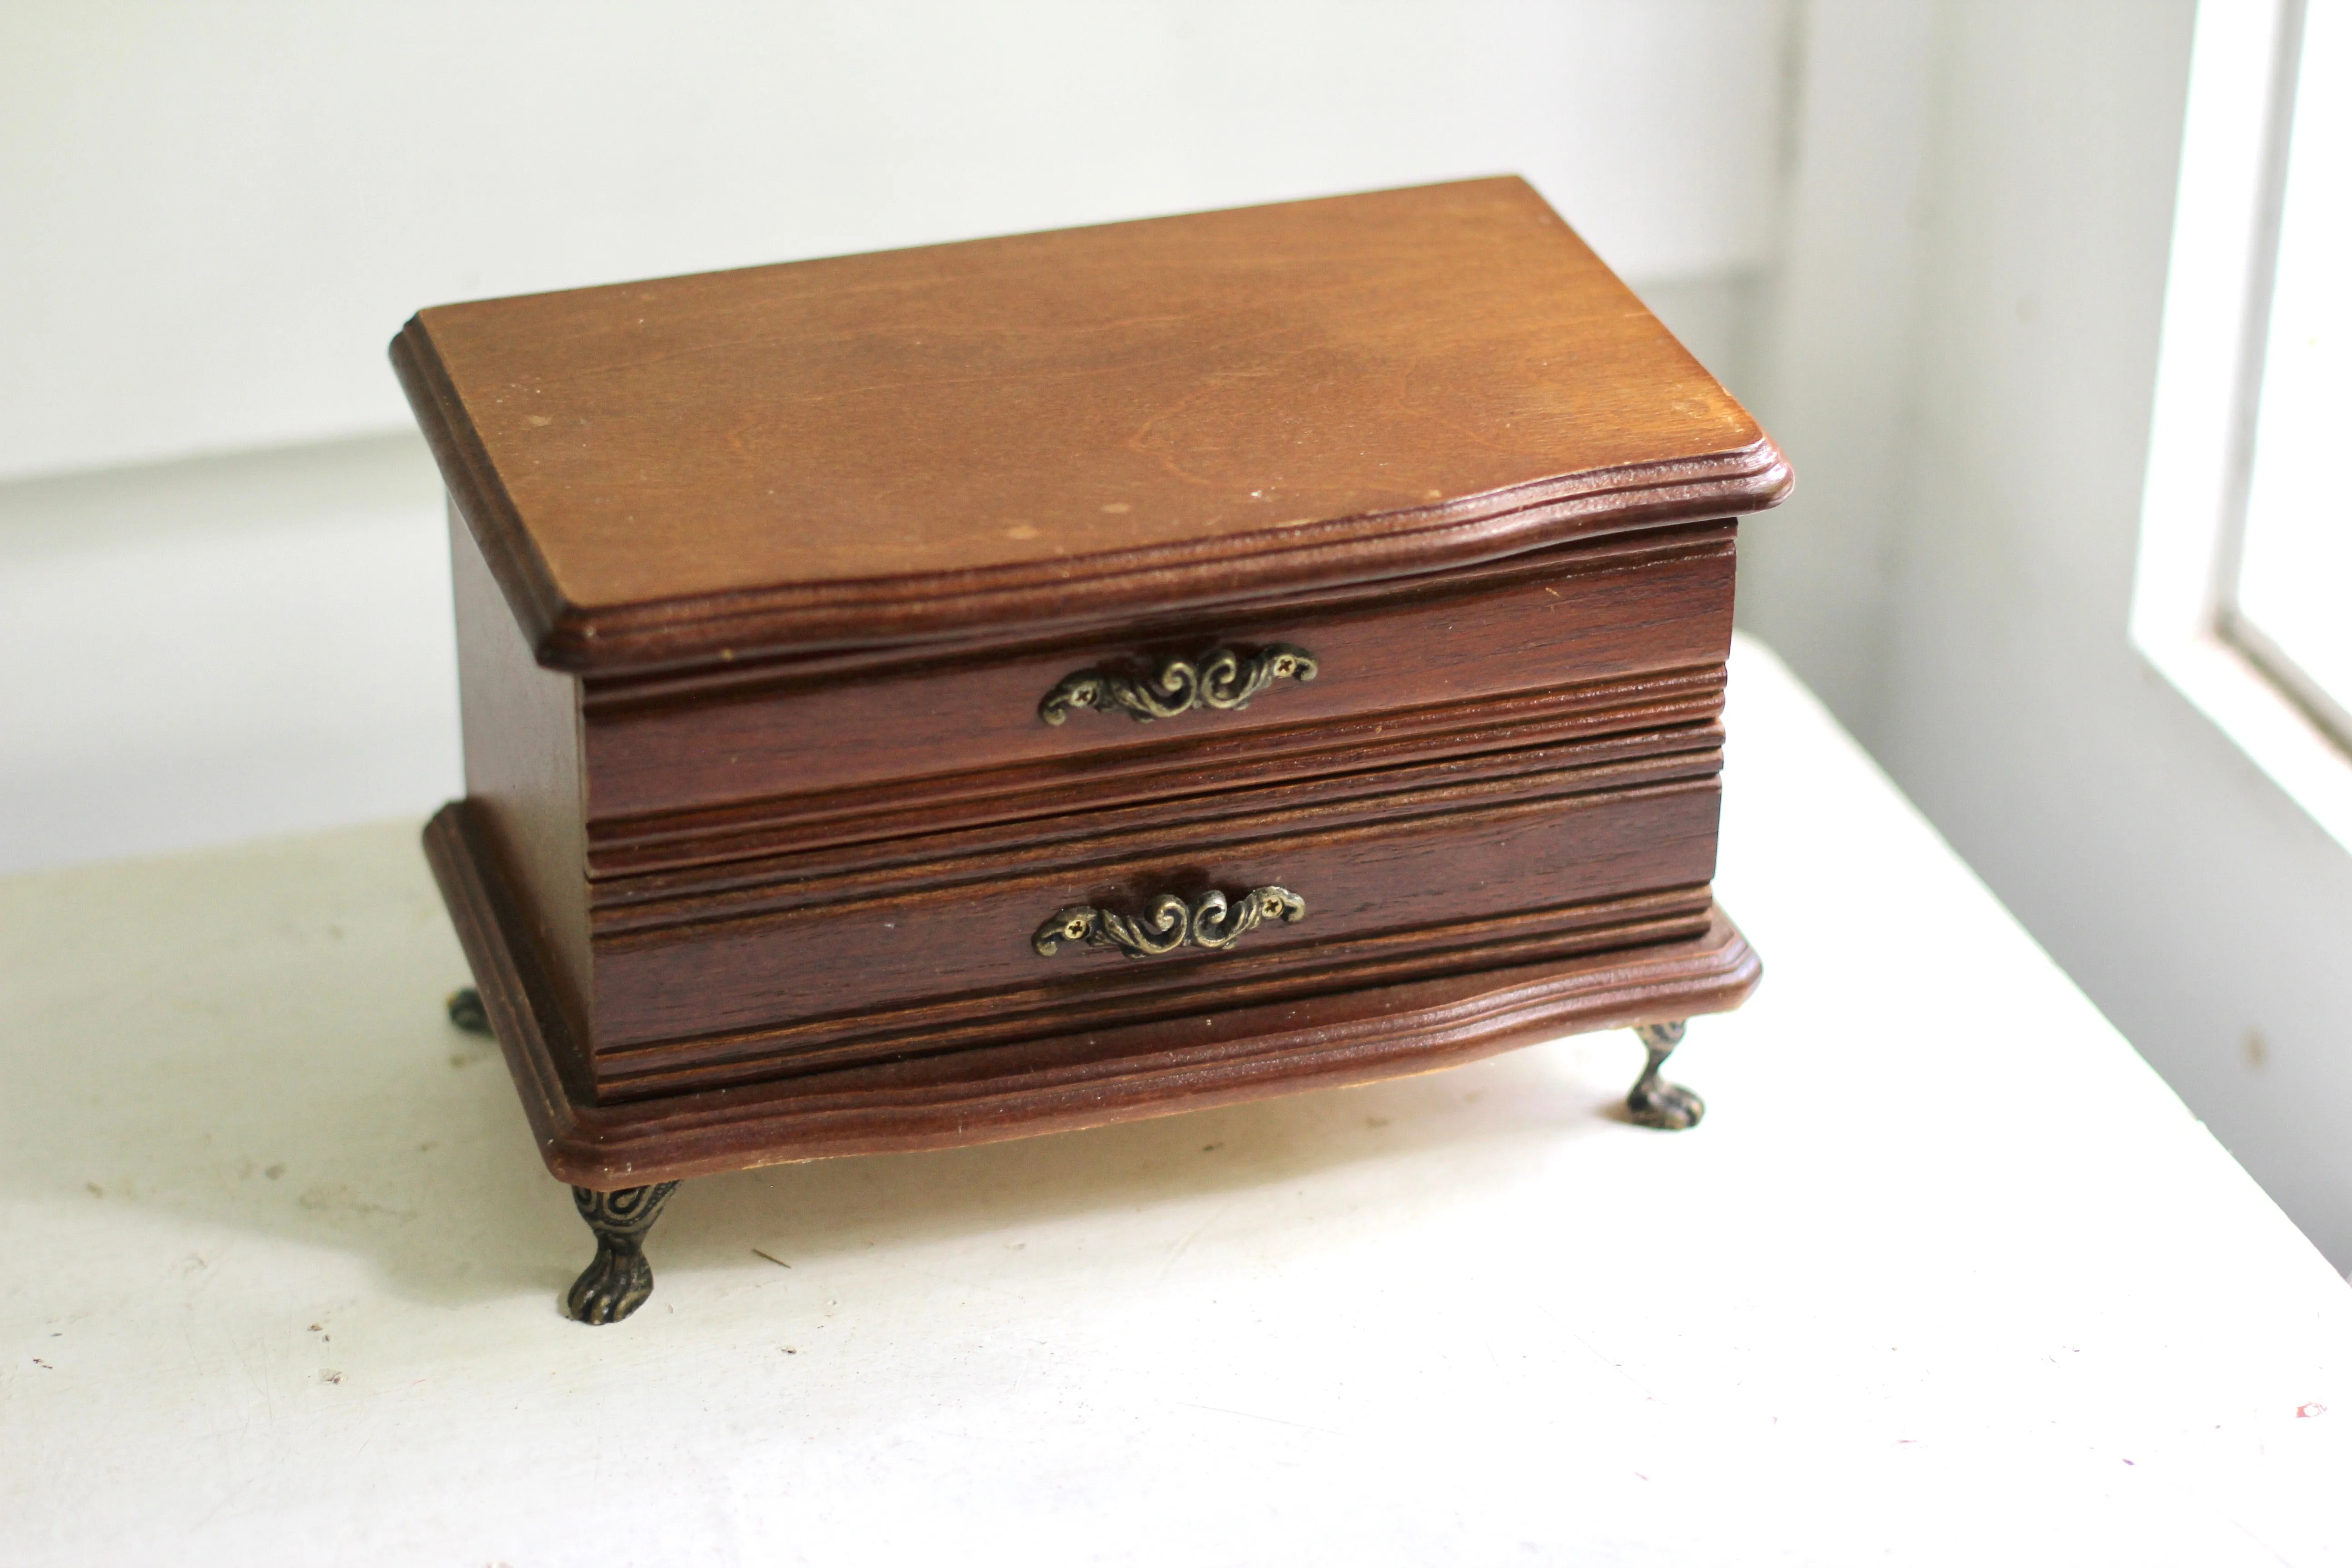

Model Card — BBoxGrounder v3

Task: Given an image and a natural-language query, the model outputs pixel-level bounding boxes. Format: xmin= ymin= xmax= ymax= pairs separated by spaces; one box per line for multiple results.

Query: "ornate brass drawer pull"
xmin=1033 ymin=886 xmax=1306 ymax=959
xmin=1039 ymin=642 xmax=1317 ymax=725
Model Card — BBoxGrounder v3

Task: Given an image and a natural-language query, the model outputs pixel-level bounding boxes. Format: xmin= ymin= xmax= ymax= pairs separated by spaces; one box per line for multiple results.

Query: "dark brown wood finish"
xmin=588 ymin=710 xmax=1725 ymax=904
xmin=587 ymin=668 xmax=1729 ymax=878
xmin=400 ymin=177 xmax=1787 ymax=1218
xmin=449 ymin=509 xmax=592 ymax=1039
xmin=588 ymin=763 xmax=1724 ymax=1058
xmin=578 ymin=524 xmax=1734 ymax=828
xmin=593 ymin=888 xmax=1721 ymax=1103
xmin=426 ymin=799 xmax=1759 ymax=1188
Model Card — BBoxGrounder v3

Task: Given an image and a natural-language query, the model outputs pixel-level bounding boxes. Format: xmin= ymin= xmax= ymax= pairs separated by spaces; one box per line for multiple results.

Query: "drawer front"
xmin=584 ymin=765 xmax=1722 ymax=1096
xmin=581 ymin=527 xmax=1735 ymax=839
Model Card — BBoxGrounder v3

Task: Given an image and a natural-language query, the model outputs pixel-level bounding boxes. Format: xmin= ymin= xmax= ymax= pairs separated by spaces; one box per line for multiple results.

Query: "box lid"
xmin=393 ymin=177 xmax=1788 ymax=674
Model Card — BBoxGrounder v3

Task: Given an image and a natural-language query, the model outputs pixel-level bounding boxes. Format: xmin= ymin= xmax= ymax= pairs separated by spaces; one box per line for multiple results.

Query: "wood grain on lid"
xmin=394 ymin=177 xmax=1788 ymax=671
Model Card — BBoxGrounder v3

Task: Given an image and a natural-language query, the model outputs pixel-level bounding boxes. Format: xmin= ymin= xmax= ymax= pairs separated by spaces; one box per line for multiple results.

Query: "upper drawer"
xmin=581 ymin=523 xmax=1736 ymax=851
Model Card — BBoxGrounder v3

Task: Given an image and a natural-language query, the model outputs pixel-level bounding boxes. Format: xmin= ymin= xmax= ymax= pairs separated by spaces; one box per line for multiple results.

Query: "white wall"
xmin=1742 ymin=0 xmax=2352 ymax=1267
xmin=0 ymin=436 xmax=456 ymax=870
xmin=1740 ymin=0 xmax=1936 ymax=724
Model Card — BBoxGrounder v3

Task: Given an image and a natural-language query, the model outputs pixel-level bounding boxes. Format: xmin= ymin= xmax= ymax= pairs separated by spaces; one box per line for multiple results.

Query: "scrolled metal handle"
xmin=1039 ymin=642 xmax=1316 ymax=725
xmin=1033 ymin=886 xmax=1306 ymax=960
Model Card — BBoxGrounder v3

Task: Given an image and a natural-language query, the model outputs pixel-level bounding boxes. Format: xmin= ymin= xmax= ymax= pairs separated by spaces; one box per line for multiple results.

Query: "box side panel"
xmin=452 ymin=505 xmax=593 ymax=1042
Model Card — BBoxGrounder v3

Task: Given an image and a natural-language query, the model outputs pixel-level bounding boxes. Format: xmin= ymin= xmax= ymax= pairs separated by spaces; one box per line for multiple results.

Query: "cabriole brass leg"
xmin=1627 ymin=1020 xmax=1705 ymax=1130
xmin=567 ymin=1182 xmax=681 ymax=1324
xmin=447 ymin=986 xmax=490 ymax=1034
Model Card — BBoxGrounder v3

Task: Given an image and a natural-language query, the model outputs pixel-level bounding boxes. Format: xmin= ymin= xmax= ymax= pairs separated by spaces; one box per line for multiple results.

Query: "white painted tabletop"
xmin=4 ymin=636 xmax=2346 ymax=1567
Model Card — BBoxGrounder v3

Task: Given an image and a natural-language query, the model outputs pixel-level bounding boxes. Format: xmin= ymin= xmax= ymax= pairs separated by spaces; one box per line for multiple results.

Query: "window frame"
xmin=2131 ymin=0 xmax=2352 ymax=852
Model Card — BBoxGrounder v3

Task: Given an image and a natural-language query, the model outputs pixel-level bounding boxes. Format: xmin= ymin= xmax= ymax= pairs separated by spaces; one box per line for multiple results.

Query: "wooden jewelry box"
xmin=397 ymin=177 xmax=1789 ymax=1323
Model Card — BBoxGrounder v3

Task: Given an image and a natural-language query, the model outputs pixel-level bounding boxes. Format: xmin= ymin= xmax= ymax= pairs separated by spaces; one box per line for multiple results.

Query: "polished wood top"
xmin=394 ymin=177 xmax=1787 ymax=670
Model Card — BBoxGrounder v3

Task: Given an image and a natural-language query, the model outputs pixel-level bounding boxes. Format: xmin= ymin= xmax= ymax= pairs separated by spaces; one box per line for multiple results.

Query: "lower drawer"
xmin=585 ymin=766 xmax=1722 ymax=1098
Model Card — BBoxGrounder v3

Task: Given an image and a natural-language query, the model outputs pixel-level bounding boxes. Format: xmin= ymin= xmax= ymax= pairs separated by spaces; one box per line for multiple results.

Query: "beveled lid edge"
xmin=553 ymin=444 xmax=1788 ymax=674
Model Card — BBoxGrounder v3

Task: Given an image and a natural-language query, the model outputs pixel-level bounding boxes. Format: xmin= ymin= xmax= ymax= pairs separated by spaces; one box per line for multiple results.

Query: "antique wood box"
xmin=397 ymin=177 xmax=1789 ymax=1321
